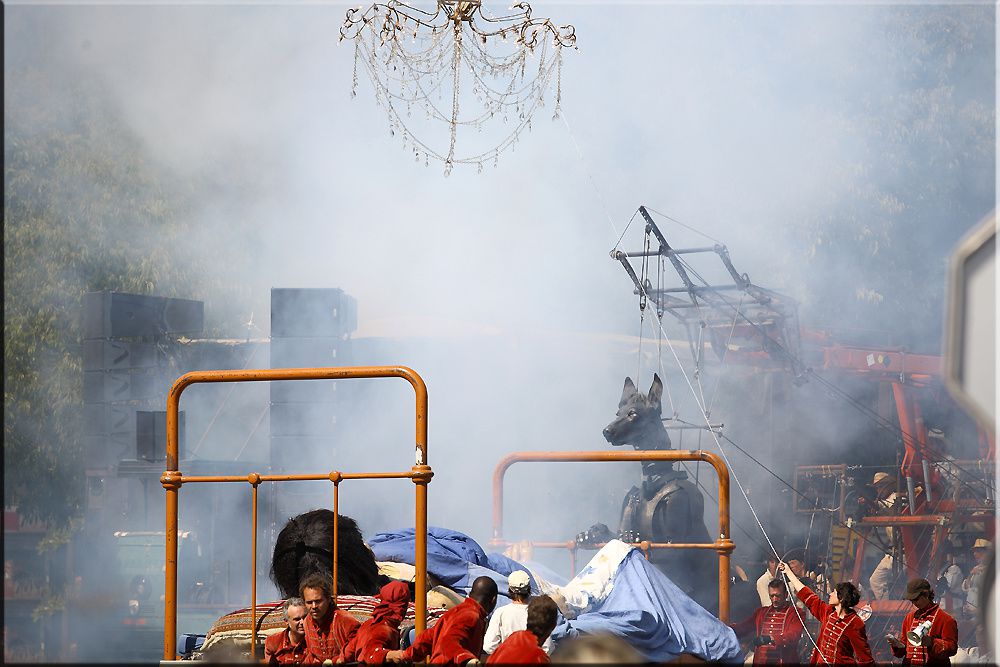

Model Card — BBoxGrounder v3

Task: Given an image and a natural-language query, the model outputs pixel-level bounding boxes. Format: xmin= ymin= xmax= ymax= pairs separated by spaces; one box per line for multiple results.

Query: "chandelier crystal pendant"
xmin=340 ymin=0 xmax=576 ymax=175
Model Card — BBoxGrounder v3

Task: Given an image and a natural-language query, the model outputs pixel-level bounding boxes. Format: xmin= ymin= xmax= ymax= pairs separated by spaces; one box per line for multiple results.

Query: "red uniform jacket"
xmin=400 ymin=597 xmax=488 ymax=665
xmin=731 ymin=603 xmax=805 ymax=664
xmin=303 ymin=608 xmax=361 ymax=663
xmin=263 ymin=628 xmax=307 ymax=665
xmin=797 ymin=587 xmax=874 ymax=665
xmin=890 ymin=603 xmax=958 ymax=666
xmin=342 ymin=581 xmax=411 ymax=664
xmin=486 ymin=630 xmax=549 ymax=664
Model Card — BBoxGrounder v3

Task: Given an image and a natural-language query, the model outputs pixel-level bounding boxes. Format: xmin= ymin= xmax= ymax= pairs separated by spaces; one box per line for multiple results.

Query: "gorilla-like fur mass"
xmin=269 ymin=509 xmax=382 ymax=598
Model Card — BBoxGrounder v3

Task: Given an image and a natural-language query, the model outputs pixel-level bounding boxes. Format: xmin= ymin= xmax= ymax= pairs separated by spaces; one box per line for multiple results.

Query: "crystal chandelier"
xmin=340 ymin=1 xmax=576 ymax=175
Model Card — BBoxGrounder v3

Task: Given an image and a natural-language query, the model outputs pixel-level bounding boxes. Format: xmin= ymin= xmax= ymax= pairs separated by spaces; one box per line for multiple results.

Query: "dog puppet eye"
xmin=628 ymin=410 xmax=637 ymax=418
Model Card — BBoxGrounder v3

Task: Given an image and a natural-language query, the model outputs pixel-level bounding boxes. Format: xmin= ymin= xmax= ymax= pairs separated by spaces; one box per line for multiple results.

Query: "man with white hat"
xmin=483 ymin=570 xmax=552 ymax=655
xmin=868 ymin=471 xmax=900 ymax=599
xmin=962 ymin=538 xmax=992 ymax=620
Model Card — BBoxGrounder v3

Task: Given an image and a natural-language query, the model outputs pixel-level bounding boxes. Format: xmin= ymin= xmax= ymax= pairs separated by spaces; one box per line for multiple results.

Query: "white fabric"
xmin=483 ymin=601 xmax=552 ymax=654
xmin=870 ymin=554 xmax=894 ymax=599
xmin=756 ymin=570 xmax=773 ymax=607
xmin=545 ymin=539 xmax=633 ymax=619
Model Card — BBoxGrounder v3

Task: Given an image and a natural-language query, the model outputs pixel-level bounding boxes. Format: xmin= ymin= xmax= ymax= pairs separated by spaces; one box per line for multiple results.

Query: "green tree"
xmin=3 ymin=65 xmax=251 ymax=529
xmin=791 ymin=5 xmax=994 ymax=352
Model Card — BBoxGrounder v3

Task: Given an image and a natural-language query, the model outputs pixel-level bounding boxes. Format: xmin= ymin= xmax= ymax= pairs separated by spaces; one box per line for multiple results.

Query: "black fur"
xmin=269 ymin=509 xmax=382 ymax=598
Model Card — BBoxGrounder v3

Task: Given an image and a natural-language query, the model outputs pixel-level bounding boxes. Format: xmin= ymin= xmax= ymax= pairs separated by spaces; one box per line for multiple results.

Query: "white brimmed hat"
xmin=508 ymin=570 xmax=531 ymax=590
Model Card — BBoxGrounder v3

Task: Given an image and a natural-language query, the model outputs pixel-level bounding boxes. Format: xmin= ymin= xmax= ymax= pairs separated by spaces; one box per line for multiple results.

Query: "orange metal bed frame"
xmin=489 ymin=450 xmax=735 ymax=621
xmin=160 ymin=366 xmax=432 ymax=661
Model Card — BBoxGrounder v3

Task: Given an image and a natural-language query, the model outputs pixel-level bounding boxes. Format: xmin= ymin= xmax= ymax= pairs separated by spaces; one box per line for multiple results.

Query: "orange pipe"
xmin=412 ymin=464 xmax=433 ymax=634
xmin=249 ymin=474 xmax=260 ymax=657
xmin=180 ymin=471 xmax=417 ymax=484
xmin=162 ymin=366 xmax=430 ymax=661
xmin=332 ymin=474 xmax=340 ymax=610
xmin=491 ymin=450 xmax=733 ymax=621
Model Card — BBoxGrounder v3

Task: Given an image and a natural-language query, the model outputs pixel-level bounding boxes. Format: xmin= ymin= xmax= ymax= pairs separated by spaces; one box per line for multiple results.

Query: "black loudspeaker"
xmin=84 ymin=403 xmax=142 ymax=436
xmin=270 ymin=403 xmax=342 ymax=436
xmin=270 ymin=435 xmax=340 ymax=471
xmin=84 ymin=433 xmax=137 ymax=465
xmin=136 ymin=410 xmax=185 ymax=462
xmin=270 ymin=337 xmax=350 ymax=368
xmin=84 ymin=369 xmax=161 ymax=403
xmin=83 ymin=292 xmax=204 ymax=339
xmin=83 ymin=339 xmax=159 ymax=370
xmin=270 ymin=288 xmax=357 ymax=338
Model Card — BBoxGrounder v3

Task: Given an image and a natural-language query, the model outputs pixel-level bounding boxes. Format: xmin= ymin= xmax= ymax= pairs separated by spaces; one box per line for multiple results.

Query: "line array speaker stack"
xmin=82 ymin=292 xmax=201 ymax=468
xmin=269 ymin=288 xmax=357 ymax=472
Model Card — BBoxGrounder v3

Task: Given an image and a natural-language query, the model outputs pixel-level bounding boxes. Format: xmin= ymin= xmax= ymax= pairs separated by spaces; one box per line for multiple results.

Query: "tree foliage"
xmin=790 ymin=5 xmax=994 ymax=352
xmin=3 ymin=66 xmax=246 ymax=527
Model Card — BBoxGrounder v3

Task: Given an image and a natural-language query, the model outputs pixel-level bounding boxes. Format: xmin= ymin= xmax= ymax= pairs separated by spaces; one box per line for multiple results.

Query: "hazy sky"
xmin=5 ymin=1 xmax=995 ymax=586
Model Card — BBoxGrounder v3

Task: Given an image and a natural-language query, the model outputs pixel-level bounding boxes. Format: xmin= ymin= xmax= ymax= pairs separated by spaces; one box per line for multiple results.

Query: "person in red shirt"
xmin=487 ymin=594 xmax=559 ymax=664
xmin=730 ymin=578 xmax=806 ymax=664
xmin=301 ymin=573 xmax=361 ymax=663
xmin=264 ymin=597 xmax=309 ymax=665
xmin=779 ymin=562 xmax=874 ymax=665
xmin=386 ymin=576 xmax=498 ymax=665
xmin=886 ymin=578 xmax=958 ymax=666
xmin=340 ymin=581 xmax=411 ymax=664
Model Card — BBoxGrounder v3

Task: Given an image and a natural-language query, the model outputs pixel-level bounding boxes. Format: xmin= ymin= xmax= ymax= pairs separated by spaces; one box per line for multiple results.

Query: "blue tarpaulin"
xmin=369 ymin=527 xmax=540 ymax=594
xmin=549 ymin=548 xmax=742 ymax=663
xmin=370 ymin=527 xmax=741 ymax=663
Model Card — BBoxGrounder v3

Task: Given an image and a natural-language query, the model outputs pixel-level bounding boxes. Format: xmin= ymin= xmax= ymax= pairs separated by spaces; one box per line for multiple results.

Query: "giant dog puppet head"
xmin=603 ymin=374 xmax=671 ymax=450
xmin=603 ymin=374 xmax=678 ymax=480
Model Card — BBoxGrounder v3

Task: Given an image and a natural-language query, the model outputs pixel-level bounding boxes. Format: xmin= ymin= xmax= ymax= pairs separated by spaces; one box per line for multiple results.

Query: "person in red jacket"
xmin=301 ymin=573 xmax=361 ymax=663
xmin=779 ymin=562 xmax=874 ymax=665
xmin=886 ymin=578 xmax=959 ymax=666
xmin=264 ymin=597 xmax=309 ymax=665
xmin=340 ymin=581 xmax=411 ymax=664
xmin=730 ymin=578 xmax=806 ymax=664
xmin=487 ymin=594 xmax=559 ymax=664
xmin=386 ymin=576 xmax=498 ymax=665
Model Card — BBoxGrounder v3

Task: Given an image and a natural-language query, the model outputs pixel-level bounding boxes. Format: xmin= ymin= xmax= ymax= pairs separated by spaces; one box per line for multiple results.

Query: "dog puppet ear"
xmin=619 ymin=377 xmax=638 ymax=408
xmin=648 ymin=374 xmax=663 ymax=407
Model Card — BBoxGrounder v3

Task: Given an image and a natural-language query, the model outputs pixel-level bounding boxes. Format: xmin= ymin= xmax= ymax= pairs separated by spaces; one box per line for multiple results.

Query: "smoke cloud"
xmin=4 ymin=1 xmax=994 ymax=659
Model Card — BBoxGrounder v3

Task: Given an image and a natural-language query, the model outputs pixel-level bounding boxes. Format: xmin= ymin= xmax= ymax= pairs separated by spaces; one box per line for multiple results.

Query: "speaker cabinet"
xmin=83 ymin=292 xmax=204 ymax=338
xmin=270 ymin=288 xmax=357 ymax=338
xmin=136 ymin=410 xmax=186 ymax=462
xmin=83 ymin=339 xmax=160 ymax=370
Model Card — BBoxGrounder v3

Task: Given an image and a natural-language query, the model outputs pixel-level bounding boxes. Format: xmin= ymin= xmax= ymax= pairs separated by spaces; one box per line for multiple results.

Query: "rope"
xmin=557 ymin=108 xmax=622 ymax=240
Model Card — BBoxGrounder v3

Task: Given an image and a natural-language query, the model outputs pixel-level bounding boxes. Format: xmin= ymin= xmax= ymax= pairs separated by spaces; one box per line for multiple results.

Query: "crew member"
xmin=487 ymin=595 xmax=559 ymax=664
xmin=779 ymin=562 xmax=874 ymax=664
xmin=264 ymin=597 xmax=308 ymax=665
xmin=730 ymin=579 xmax=805 ymax=664
xmin=961 ymin=538 xmax=991 ymax=619
xmin=484 ymin=571 xmax=551 ymax=655
xmin=301 ymin=573 xmax=361 ymax=663
xmin=341 ymin=580 xmax=411 ymax=664
xmin=868 ymin=472 xmax=901 ymax=599
xmin=756 ymin=555 xmax=780 ymax=607
xmin=386 ymin=576 xmax=498 ymax=664
xmin=886 ymin=578 xmax=958 ymax=666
